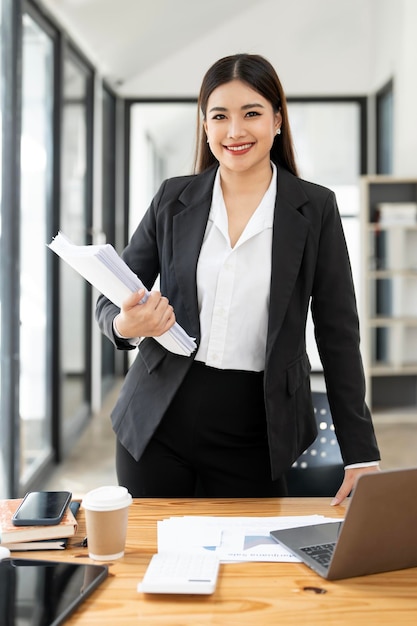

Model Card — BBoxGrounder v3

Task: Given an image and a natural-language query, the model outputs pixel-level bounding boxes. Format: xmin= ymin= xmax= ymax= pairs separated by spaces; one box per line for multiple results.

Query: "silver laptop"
xmin=270 ymin=467 xmax=417 ymax=580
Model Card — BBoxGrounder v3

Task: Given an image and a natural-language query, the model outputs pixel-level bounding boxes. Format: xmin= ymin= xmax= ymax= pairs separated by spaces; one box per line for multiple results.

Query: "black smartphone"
xmin=12 ymin=490 xmax=72 ymax=526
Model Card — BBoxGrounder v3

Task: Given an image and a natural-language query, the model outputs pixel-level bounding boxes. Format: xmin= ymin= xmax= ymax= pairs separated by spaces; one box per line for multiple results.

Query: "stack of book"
xmin=0 ymin=498 xmax=79 ymax=551
xmin=377 ymin=202 xmax=417 ymax=226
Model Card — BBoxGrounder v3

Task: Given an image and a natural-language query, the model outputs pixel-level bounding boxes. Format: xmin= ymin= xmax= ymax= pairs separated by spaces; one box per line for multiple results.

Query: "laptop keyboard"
xmin=300 ymin=542 xmax=336 ymax=567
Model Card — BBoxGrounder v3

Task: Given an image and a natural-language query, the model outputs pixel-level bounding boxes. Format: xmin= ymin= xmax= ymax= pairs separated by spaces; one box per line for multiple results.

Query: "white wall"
xmin=393 ymin=0 xmax=417 ymax=175
xmin=368 ymin=0 xmax=417 ymax=175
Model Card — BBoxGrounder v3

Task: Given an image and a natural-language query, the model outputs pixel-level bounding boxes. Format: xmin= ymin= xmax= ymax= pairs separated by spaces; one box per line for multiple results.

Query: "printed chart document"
xmin=48 ymin=232 xmax=196 ymax=357
xmin=157 ymin=515 xmax=340 ymax=563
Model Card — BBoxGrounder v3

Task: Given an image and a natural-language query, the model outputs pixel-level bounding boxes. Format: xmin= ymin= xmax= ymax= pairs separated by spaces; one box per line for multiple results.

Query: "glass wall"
xmin=101 ymin=86 xmax=117 ymax=394
xmin=0 ymin=2 xmax=108 ymax=497
xmin=19 ymin=10 xmax=55 ymax=486
xmin=129 ymin=102 xmax=196 ymax=235
xmin=1 ymin=0 xmax=22 ymax=498
xmin=59 ymin=49 xmax=93 ymax=455
xmin=0 ymin=0 xmax=5 ymax=497
xmin=288 ymin=100 xmax=364 ymax=370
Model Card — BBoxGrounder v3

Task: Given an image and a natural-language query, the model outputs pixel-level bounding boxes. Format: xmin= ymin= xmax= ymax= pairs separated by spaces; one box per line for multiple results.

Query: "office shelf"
xmin=360 ymin=177 xmax=417 ymax=416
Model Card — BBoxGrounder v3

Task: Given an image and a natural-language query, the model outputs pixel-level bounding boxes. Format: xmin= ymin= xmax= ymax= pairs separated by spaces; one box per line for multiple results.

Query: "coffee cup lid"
xmin=81 ymin=486 xmax=132 ymax=511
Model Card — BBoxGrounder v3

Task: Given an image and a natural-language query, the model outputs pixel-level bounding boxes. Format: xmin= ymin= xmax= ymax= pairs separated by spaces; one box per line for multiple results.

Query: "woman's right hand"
xmin=114 ymin=288 xmax=176 ymax=339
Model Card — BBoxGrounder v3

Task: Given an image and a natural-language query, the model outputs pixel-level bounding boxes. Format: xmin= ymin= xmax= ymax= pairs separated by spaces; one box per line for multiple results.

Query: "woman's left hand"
xmin=331 ymin=465 xmax=381 ymax=506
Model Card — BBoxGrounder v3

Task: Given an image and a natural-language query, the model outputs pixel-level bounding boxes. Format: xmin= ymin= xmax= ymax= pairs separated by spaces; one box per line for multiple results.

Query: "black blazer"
xmin=96 ymin=164 xmax=380 ymax=480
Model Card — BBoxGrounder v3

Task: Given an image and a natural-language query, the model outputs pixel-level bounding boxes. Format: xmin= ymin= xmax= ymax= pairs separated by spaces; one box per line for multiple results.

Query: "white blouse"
xmin=194 ymin=164 xmax=277 ymax=371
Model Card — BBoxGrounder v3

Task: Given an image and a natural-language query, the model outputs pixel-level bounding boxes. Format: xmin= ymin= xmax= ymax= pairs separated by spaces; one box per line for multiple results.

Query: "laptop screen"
xmin=0 ymin=558 xmax=107 ymax=625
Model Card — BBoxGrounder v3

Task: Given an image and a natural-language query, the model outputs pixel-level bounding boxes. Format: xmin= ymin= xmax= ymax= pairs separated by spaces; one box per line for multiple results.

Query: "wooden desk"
xmin=15 ymin=498 xmax=417 ymax=625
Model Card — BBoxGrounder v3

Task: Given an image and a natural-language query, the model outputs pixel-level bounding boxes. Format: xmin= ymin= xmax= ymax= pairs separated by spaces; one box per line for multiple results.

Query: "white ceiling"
xmin=37 ymin=0 xmax=384 ymax=97
xmin=39 ymin=0 xmax=257 ymax=83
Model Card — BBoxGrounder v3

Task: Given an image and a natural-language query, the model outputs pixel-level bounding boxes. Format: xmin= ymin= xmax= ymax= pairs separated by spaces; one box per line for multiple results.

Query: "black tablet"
xmin=0 ymin=557 xmax=108 ymax=625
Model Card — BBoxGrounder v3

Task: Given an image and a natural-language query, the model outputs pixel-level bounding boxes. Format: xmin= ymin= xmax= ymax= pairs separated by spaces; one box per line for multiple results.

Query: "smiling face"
xmin=203 ymin=79 xmax=281 ymax=177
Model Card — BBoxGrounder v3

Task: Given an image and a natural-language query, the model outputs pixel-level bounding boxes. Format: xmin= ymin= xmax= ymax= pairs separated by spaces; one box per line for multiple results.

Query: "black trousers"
xmin=116 ymin=360 xmax=287 ymax=498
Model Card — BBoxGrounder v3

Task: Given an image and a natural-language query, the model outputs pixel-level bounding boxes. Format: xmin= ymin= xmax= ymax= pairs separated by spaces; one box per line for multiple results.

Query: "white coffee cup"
xmin=82 ymin=486 xmax=132 ymax=560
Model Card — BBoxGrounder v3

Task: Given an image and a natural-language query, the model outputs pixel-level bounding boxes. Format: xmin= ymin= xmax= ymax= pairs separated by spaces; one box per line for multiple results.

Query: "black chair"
xmin=286 ymin=391 xmax=345 ymax=496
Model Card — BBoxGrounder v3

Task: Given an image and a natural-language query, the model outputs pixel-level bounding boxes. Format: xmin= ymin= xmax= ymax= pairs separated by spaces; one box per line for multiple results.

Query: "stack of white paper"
xmin=157 ymin=515 xmax=340 ymax=562
xmin=377 ymin=202 xmax=417 ymax=226
xmin=48 ymin=231 xmax=196 ymax=356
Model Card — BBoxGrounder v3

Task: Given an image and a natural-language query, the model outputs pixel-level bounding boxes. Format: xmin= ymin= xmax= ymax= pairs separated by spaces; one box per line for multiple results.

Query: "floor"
xmin=43 ymin=379 xmax=417 ymax=498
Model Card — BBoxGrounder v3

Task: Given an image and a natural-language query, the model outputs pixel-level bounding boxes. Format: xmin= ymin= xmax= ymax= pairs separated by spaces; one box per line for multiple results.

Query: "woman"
xmin=96 ymin=53 xmax=380 ymax=501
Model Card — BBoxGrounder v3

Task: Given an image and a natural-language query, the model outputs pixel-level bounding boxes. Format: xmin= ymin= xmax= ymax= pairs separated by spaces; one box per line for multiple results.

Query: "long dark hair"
xmin=194 ymin=53 xmax=298 ymax=176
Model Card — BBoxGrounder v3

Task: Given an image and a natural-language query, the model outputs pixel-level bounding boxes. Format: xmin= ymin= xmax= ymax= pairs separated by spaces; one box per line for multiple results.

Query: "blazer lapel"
xmin=172 ymin=167 xmax=217 ymax=340
xmin=266 ymin=167 xmax=311 ymax=355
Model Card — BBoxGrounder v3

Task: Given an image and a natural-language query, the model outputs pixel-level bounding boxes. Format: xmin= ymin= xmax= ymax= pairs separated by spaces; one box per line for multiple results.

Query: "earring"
xmin=275 ymin=128 xmax=281 ymax=135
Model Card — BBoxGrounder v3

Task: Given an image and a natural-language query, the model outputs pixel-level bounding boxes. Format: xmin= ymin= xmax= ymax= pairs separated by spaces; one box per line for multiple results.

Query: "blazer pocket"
xmin=286 ymin=354 xmax=311 ymax=396
xmin=138 ymin=337 xmax=167 ymax=373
